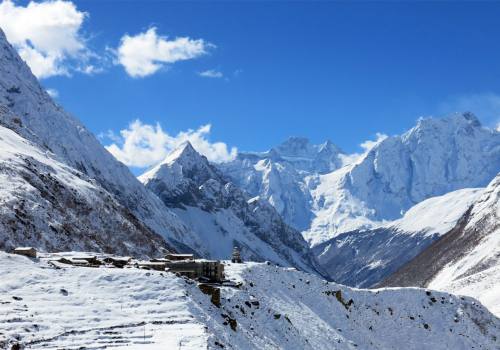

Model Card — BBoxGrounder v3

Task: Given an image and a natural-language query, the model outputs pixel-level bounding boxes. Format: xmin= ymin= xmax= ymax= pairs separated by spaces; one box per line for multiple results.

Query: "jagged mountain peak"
xmin=406 ymin=112 xmax=484 ymax=138
xmin=140 ymin=142 xmax=223 ymax=187
xmin=139 ymin=138 xmax=318 ymax=272
xmin=272 ymin=136 xmax=343 ymax=159
xmin=163 ymin=141 xmax=203 ymax=165
xmin=274 ymin=136 xmax=311 ymax=155
xmin=318 ymin=139 xmax=340 ymax=152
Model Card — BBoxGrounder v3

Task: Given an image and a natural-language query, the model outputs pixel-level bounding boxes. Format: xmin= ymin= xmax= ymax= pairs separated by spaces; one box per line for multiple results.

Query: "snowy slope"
xmin=0 ymin=27 xmax=190 ymax=250
xmin=139 ymin=143 xmax=320 ymax=273
xmin=1 ymin=252 xmax=499 ymax=349
xmin=219 ymin=137 xmax=344 ymax=231
xmin=219 ymin=114 xmax=500 ymax=246
xmin=312 ymin=188 xmax=483 ymax=288
xmin=0 ymin=122 xmax=169 ymax=256
xmin=305 ymin=113 xmax=500 ymax=245
xmin=381 ymin=173 xmax=500 ymax=316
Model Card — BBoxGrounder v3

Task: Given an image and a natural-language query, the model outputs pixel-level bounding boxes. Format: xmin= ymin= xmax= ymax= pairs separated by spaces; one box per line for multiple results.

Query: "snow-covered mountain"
xmin=220 ymin=114 xmax=500 ymax=247
xmin=219 ymin=137 xmax=344 ymax=231
xmin=2 ymin=251 xmax=499 ymax=349
xmin=0 ymin=27 xmax=324 ymax=274
xmin=0 ymin=28 xmax=190 ymax=252
xmin=381 ymin=172 xmax=500 ymax=316
xmin=139 ymin=142 xmax=320 ymax=272
xmin=312 ymin=187 xmax=483 ymax=288
xmin=0 ymin=121 xmax=168 ymax=256
xmin=329 ymin=113 xmax=500 ymax=236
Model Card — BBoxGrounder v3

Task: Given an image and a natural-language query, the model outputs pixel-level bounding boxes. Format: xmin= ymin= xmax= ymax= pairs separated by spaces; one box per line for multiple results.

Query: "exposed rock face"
xmin=380 ymin=173 xmax=500 ymax=315
xmin=0 ymin=27 xmax=190 ymax=252
xmin=312 ymin=188 xmax=483 ymax=287
xmin=140 ymin=142 xmax=321 ymax=273
xmin=0 ymin=119 xmax=168 ymax=257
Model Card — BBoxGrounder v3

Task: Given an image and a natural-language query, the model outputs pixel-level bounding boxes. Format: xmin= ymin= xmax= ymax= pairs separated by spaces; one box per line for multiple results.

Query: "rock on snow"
xmin=0 ymin=252 xmax=499 ymax=349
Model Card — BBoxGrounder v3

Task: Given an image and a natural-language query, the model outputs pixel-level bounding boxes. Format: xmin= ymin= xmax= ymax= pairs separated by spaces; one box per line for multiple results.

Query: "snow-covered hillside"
xmin=313 ymin=188 xmax=483 ymax=288
xmin=219 ymin=114 xmax=500 ymax=246
xmin=0 ymin=121 xmax=169 ymax=256
xmin=0 ymin=28 xmax=190 ymax=251
xmin=1 ymin=251 xmax=499 ymax=349
xmin=139 ymin=142 xmax=319 ymax=273
xmin=381 ymin=173 xmax=500 ymax=316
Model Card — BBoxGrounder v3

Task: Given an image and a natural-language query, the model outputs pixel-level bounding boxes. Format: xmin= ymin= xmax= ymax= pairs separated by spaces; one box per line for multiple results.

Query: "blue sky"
xmin=2 ymin=1 xmax=500 ymax=171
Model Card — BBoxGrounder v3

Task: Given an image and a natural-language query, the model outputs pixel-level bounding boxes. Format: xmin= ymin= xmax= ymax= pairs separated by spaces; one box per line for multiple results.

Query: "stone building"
xmin=13 ymin=247 xmax=37 ymax=258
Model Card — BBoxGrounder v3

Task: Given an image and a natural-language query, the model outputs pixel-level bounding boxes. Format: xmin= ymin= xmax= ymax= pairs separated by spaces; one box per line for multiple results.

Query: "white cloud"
xmin=360 ymin=132 xmax=388 ymax=152
xmin=104 ymin=120 xmax=237 ymax=167
xmin=46 ymin=88 xmax=58 ymax=98
xmin=116 ymin=27 xmax=212 ymax=78
xmin=199 ymin=69 xmax=223 ymax=78
xmin=340 ymin=132 xmax=388 ymax=166
xmin=438 ymin=93 xmax=500 ymax=129
xmin=0 ymin=0 xmax=95 ymax=79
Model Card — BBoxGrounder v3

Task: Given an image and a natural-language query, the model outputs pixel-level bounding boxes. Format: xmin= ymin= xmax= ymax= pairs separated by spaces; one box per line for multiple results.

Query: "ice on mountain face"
xmin=0 ymin=27 xmax=191 ymax=252
xmin=307 ymin=113 xmax=500 ymax=244
xmin=140 ymin=142 xmax=320 ymax=273
xmin=1 ymin=253 xmax=499 ymax=349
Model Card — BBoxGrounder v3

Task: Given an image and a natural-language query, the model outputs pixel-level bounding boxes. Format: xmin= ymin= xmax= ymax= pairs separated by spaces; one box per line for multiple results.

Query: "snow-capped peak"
xmin=140 ymin=141 xmax=223 ymax=187
xmin=139 ymin=143 xmax=319 ymax=272
xmin=272 ymin=136 xmax=344 ymax=166
xmin=401 ymin=112 xmax=486 ymax=143
xmin=163 ymin=141 xmax=203 ymax=165
xmin=274 ymin=136 xmax=314 ymax=157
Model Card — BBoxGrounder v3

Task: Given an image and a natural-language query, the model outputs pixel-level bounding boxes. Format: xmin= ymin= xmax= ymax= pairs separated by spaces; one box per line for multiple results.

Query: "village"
xmin=11 ymin=246 xmax=244 ymax=285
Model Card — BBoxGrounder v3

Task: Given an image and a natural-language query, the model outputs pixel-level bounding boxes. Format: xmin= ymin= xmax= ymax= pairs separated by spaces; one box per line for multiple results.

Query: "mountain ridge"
xmin=140 ymin=142 xmax=322 ymax=273
xmin=219 ymin=112 xmax=500 ymax=247
xmin=379 ymin=172 xmax=500 ymax=315
xmin=0 ymin=27 xmax=192 ymax=253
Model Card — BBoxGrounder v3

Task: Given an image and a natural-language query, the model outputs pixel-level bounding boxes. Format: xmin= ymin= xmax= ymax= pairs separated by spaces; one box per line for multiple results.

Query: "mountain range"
xmin=0 ymin=24 xmax=499 ymax=327
xmin=0 ymin=28 xmax=320 ymax=272
xmin=221 ymin=113 xmax=500 ymax=246
xmin=138 ymin=141 xmax=320 ymax=273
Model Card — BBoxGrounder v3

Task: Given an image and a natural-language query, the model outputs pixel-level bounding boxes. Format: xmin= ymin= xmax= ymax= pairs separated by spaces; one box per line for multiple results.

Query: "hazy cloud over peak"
xmin=104 ymin=120 xmax=237 ymax=168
